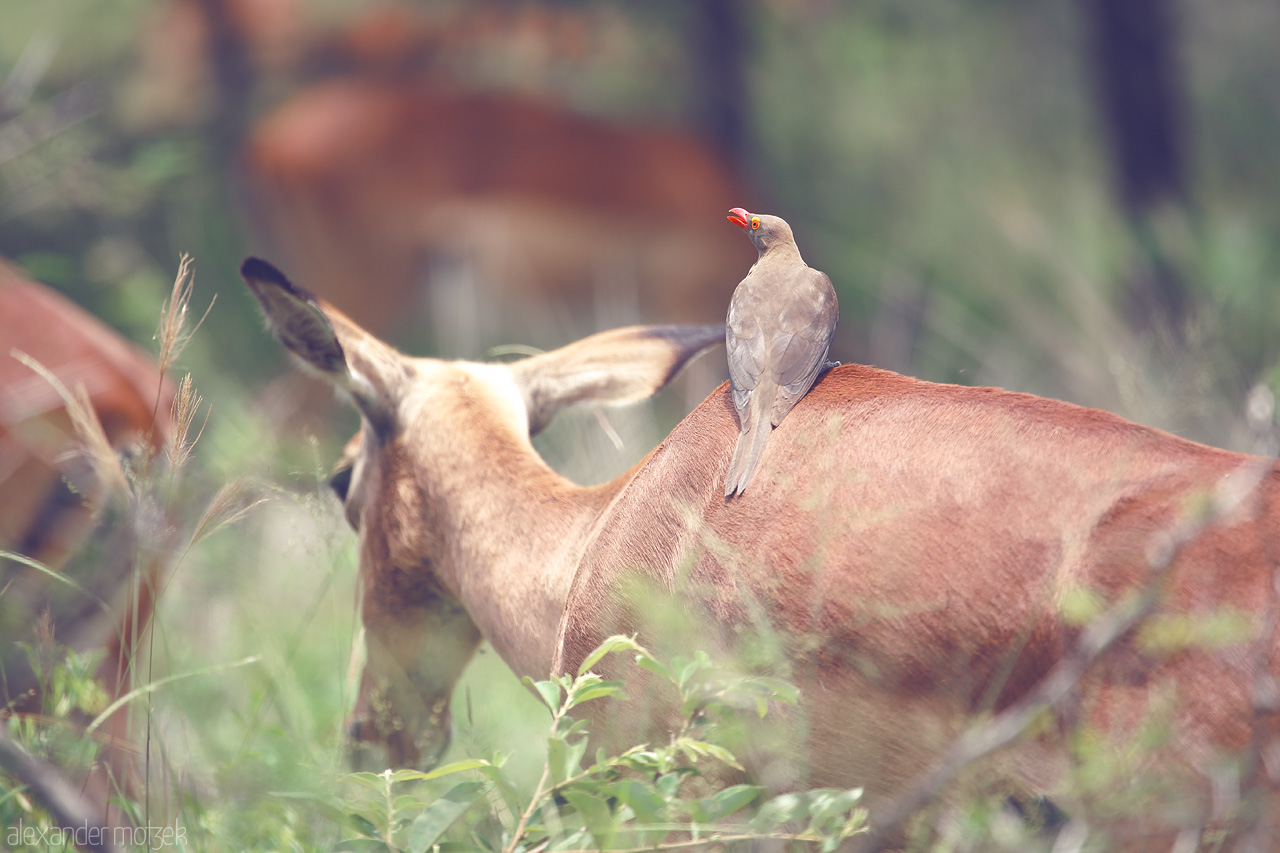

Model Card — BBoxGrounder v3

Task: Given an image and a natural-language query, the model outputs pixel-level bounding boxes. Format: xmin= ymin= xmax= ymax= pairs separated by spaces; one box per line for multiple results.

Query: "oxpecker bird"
xmin=723 ymin=208 xmax=839 ymax=496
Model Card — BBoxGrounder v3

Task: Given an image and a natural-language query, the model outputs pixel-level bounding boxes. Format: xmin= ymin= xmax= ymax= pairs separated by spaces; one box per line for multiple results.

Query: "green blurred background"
xmin=6 ymin=0 xmax=1280 ymax=439
xmin=3 ymin=0 xmax=1280 ymax=846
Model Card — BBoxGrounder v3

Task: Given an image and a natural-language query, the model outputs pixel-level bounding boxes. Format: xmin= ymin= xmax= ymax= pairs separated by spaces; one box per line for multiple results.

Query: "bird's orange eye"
xmin=751 ymin=217 xmax=760 ymax=230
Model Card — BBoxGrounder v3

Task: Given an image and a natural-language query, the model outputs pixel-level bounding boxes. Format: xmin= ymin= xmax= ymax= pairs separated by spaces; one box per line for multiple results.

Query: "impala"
xmin=242 ymin=256 xmax=1280 ymax=847
xmin=1 ymin=258 xmax=174 ymax=811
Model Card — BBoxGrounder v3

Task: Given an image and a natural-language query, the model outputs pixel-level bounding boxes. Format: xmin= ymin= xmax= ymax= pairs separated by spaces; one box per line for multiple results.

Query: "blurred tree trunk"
xmin=688 ymin=0 xmax=751 ymax=170
xmin=1083 ymin=0 xmax=1191 ymax=340
xmin=186 ymin=0 xmax=259 ymax=260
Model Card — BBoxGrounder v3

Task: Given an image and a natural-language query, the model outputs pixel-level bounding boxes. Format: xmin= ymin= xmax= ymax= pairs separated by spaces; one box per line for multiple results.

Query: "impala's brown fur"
xmin=244 ymin=257 xmax=1280 ymax=847
xmin=1 ymin=260 xmax=175 ymax=816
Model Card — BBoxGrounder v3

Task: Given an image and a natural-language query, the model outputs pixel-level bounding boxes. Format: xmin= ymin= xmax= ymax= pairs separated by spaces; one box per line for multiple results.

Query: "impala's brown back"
xmin=560 ymin=368 xmax=1280 ymax=817
xmin=244 ymin=256 xmax=1280 ymax=849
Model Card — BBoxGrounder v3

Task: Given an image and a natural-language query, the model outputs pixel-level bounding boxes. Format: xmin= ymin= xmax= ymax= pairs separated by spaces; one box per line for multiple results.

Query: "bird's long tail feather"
xmin=725 ymin=404 xmax=774 ymax=497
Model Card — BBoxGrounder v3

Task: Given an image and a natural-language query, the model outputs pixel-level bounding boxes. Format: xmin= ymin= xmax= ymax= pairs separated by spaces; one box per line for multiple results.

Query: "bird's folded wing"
xmin=769 ymin=270 xmax=838 ymax=425
xmin=726 ymin=313 xmax=766 ymax=414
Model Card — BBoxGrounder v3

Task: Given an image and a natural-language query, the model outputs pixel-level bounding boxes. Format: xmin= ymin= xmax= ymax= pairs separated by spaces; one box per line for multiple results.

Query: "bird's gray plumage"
xmin=723 ymin=210 xmax=838 ymax=497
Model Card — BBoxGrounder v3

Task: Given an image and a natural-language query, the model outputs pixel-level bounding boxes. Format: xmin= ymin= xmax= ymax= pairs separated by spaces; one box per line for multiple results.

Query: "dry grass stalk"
xmin=165 ymin=372 xmax=208 ymax=472
xmin=10 ymin=349 xmax=128 ymax=497
xmin=187 ymin=477 xmax=267 ymax=551
xmin=155 ymin=254 xmax=214 ymax=375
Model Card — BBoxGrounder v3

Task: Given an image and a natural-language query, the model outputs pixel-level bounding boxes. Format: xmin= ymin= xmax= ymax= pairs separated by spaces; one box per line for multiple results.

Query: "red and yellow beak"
xmin=727 ymin=207 xmax=751 ymax=229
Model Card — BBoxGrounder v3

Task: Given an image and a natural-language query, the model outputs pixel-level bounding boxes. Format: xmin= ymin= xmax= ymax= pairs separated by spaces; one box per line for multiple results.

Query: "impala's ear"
xmin=240 ymin=257 xmax=404 ymax=426
xmin=241 ymin=257 xmax=349 ymax=378
xmin=509 ymin=324 xmax=724 ymax=435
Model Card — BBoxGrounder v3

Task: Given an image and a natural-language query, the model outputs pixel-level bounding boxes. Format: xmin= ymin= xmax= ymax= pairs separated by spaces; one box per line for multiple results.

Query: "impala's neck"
xmin=402 ymin=362 xmax=622 ymax=679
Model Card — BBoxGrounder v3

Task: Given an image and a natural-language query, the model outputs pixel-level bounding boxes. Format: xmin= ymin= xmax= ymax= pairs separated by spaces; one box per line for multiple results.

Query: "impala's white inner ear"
xmin=509 ymin=324 xmax=723 ymax=435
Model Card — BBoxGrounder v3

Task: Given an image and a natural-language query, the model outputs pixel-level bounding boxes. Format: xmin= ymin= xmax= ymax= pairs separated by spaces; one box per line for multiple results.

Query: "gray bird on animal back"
xmin=723 ymin=208 xmax=839 ymax=497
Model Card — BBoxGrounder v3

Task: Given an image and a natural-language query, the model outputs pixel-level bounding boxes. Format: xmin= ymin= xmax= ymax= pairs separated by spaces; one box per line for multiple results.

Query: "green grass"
xmin=4 ymin=1 xmax=1280 ymax=848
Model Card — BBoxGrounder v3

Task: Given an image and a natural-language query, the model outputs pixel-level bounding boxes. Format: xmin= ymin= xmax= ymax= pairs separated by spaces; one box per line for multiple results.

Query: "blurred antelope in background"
xmin=245 ymin=80 xmax=751 ymax=350
xmin=0 ymin=258 xmax=174 ymax=814
xmin=244 ymin=256 xmax=1280 ymax=849
xmin=132 ymin=0 xmax=755 ymax=352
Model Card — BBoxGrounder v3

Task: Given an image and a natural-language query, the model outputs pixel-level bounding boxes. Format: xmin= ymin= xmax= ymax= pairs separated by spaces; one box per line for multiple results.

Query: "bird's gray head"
xmin=726 ymin=207 xmax=796 ymax=255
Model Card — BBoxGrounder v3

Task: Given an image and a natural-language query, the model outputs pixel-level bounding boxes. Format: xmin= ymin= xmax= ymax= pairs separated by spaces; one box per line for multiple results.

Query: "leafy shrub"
xmin=327 ymin=636 xmax=865 ymax=853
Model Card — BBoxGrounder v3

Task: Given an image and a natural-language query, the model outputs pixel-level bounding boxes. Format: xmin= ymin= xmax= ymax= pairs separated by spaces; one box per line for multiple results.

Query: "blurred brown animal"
xmin=0 ymin=259 xmax=173 ymax=813
xmin=132 ymin=0 xmax=756 ymax=353
xmin=244 ymin=77 xmax=754 ymax=350
xmin=245 ymin=255 xmax=1280 ymax=849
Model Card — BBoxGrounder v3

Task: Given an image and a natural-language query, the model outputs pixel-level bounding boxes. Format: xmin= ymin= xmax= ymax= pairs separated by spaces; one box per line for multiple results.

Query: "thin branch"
xmin=1239 ymin=566 xmax=1280 ymax=853
xmin=551 ymin=828 xmax=862 ymax=853
xmin=504 ymin=736 xmax=554 ymax=853
xmin=0 ymin=726 xmax=121 ymax=853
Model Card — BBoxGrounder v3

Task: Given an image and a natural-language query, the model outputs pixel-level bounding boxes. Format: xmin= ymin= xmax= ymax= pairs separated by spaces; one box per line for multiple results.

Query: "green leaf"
xmin=654 ymin=772 xmax=684 ymax=799
xmin=807 ymin=788 xmax=863 ymax=834
xmin=344 ymin=772 xmax=393 ymax=793
xmin=607 ymin=779 xmax=668 ymax=824
xmin=567 ymin=680 xmax=626 ymax=709
xmin=611 ymin=748 xmax=662 ymax=776
xmin=577 ymin=635 xmax=646 ymax=675
xmin=561 ymin=789 xmax=616 ymax=842
xmin=672 ymin=738 xmax=743 ymax=771
xmin=415 ymin=759 xmax=494 ymax=782
xmin=554 ymin=715 xmax=579 ymax=738
xmin=671 ymin=656 xmax=702 ymax=689
xmin=333 ymin=840 xmax=391 ymax=852
xmin=751 ymin=793 xmax=806 ymax=829
xmin=474 ymin=762 xmax=523 ymax=815
xmin=749 ymin=676 xmax=801 ymax=705
xmin=547 ymin=730 xmax=589 ymax=784
xmin=344 ymin=812 xmax=382 ymax=838
xmin=633 ymin=653 xmax=671 ymax=681
xmin=408 ymin=781 xmax=490 ymax=852
xmin=689 ymin=784 xmax=763 ymax=823
xmin=524 ymin=677 xmax=564 ymax=713
xmin=395 ymin=794 xmax=426 ymax=814
xmin=750 ymin=787 xmax=864 ymax=837
xmin=680 ymin=692 xmax=707 ymax=721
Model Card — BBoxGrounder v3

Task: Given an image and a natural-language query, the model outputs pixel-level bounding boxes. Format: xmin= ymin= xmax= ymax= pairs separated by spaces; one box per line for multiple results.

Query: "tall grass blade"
xmin=10 ymin=349 xmax=128 ymax=495
xmin=85 ymin=654 xmax=262 ymax=736
xmin=0 ymin=550 xmax=111 ymax=614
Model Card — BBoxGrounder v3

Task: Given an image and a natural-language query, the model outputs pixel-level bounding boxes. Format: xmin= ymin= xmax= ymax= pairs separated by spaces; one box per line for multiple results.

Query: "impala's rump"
xmin=560 ymin=363 xmax=1280 ymax=818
